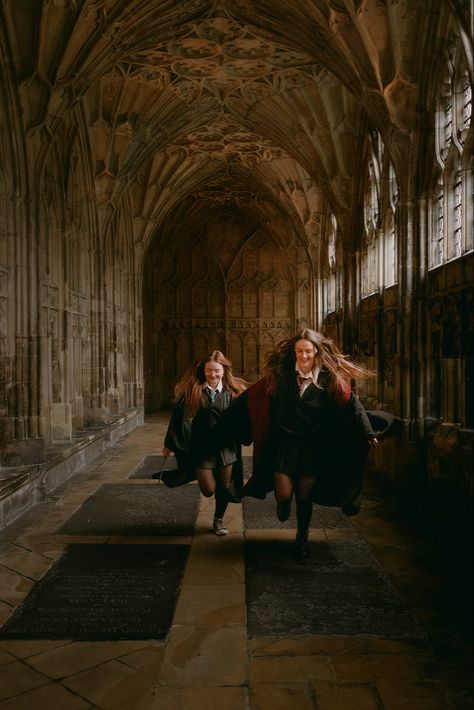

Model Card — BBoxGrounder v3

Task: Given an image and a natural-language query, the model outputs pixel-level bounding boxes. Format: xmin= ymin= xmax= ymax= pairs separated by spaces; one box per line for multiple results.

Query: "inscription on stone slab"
xmin=0 ymin=544 xmax=189 ymax=640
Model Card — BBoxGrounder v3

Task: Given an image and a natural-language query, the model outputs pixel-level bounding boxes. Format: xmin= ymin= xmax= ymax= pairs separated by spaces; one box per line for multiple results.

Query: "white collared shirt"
xmin=205 ymin=381 xmax=223 ymax=399
xmin=295 ymin=366 xmax=320 ymax=396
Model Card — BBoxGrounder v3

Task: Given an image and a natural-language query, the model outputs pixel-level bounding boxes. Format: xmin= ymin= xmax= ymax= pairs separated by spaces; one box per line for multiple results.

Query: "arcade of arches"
xmin=0 ymin=0 xmax=472 ymax=526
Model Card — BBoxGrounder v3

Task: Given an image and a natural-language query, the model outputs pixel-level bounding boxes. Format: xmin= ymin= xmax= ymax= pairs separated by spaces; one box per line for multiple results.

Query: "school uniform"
xmin=274 ymin=368 xmax=375 ymax=478
xmin=161 ymin=385 xmax=243 ymax=498
xmin=215 ymin=375 xmax=399 ymax=515
xmin=188 ymin=385 xmax=238 ymax=469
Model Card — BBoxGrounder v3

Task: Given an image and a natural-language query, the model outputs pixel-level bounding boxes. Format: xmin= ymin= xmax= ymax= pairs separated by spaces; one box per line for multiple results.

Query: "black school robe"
xmin=215 ymin=377 xmax=400 ymax=515
xmin=160 ymin=389 xmax=244 ymax=501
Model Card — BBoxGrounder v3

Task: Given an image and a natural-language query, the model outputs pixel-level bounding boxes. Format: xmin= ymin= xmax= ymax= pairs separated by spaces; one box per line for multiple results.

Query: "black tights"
xmin=214 ymin=477 xmax=230 ymax=519
xmin=196 ymin=464 xmax=232 ymax=519
xmin=275 ymin=472 xmax=315 ymax=532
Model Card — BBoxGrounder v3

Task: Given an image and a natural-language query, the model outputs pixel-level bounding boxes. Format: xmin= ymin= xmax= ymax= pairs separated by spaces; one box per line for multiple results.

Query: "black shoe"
xmin=277 ymin=501 xmax=291 ymax=522
xmin=295 ymin=529 xmax=310 ymax=558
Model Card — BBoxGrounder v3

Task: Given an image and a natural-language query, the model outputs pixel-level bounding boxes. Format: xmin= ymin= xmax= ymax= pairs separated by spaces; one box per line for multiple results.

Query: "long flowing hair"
xmin=261 ymin=328 xmax=374 ymax=401
xmin=174 ymin=350 xmax=247 ymax=419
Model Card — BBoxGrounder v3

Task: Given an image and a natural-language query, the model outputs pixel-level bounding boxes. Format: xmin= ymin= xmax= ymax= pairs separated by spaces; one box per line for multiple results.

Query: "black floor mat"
xmin=0 ymin=544 xmax=188 ymax=640
xmin=243 ymin=496 xmax=351 ymax=529
xmin=245 ymin=538 xmax=422 ymax=639
xmin=55 ymin=483 xmax=199 ymax=536
xmin=130 ymin=454 xmax=178 ymax=479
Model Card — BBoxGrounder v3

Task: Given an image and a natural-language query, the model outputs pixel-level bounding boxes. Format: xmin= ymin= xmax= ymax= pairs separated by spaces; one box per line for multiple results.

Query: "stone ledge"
xmin=0 ymin=408 xmax=144 ymax=530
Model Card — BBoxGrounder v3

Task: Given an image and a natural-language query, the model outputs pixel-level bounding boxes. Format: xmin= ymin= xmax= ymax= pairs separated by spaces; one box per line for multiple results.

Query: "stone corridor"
xmin=0 ymin=414 xmax=471 ymax=710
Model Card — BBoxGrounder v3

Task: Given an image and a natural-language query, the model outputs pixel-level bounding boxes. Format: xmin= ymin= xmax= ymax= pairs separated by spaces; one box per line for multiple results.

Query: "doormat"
xmin=56 ymin=483 xmax=199 ymax=536
xmin=243 ymin=496 xmax=351 ymax=529
xmin=245 ymin=538 xmax=422 ymax=639
xmin=0 ymin=544 xmax=189 ymax=640
xmin=130 ymin=454 xmax=178 ymax=479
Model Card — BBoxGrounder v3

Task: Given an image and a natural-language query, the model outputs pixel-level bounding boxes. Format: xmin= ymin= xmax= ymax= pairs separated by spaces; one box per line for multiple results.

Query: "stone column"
xmin=415 ymin=198 xmax=428 ymax=439
xmin=85 ymin=244 xmax=110 ymax=426
xmin=1 ymin=190 xmax=46 ymax=469
xmin=342 ymin=246 xmax=358 ymax=354
xmin=397 ymin=199 xmax=418 ymax=436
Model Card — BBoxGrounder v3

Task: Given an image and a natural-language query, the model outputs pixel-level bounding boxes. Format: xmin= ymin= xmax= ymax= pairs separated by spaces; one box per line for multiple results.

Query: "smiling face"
xmin=294 ymin=338 xmax=318 ymax=374
xmin=204 ymin=361 xmax=224 ymax=389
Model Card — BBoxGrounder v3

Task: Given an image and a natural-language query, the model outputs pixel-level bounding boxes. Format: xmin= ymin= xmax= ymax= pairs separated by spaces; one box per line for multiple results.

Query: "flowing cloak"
xmin=160 ymin=390 xmax=244 ymax=502
xmin=215 ymin=378 xmax=400 ymax=515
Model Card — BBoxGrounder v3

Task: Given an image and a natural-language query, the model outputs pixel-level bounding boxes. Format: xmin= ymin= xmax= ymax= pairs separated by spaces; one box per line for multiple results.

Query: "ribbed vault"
xmin=1 ymin=0 xmax=462 ymax=260
xmin=0 ymin=0 xmax=471 ymax=437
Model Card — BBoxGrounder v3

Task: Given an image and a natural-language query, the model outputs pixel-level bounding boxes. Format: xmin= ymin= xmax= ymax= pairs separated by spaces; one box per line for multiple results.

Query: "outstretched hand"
xmin=368 ymin=438 xmax=379 ymax=449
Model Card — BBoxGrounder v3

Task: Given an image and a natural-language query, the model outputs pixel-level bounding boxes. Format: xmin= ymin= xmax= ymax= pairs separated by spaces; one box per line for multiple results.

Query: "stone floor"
xmin=0 ymin=413 xmax=472 ymax=709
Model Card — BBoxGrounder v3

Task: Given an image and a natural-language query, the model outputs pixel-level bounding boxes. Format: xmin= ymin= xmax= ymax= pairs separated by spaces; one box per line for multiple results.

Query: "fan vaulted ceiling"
xmin=2 ymin=0 xmax=457 ymax=254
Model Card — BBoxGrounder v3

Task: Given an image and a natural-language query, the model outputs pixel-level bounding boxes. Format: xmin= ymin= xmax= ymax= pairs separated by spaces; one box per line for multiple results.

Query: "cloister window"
xmin=361 ymin=149 xmax=380 ymax=298
xmin=384 ymin=162 xmax=399 ymax=287
xmin=360 ymin=131 xmax=399 ymax=297
xmin=458 ymin=71 xmax=471 ymax=140
xmin=450 ymin=157 xmax=462 ymax=260
xmin=430 ymin=51 xmax=472 ymax=268
xmin=431 ymin=184 xmax=445 ymax=268
xmin=326 ymin=214 xmax=342 ymax=313
xmin=460 ymin=77 xmax=473 ymax=253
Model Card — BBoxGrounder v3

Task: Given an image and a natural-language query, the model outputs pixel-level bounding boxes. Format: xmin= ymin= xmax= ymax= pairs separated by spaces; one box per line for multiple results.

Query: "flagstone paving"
xmin=0 ymin=413 xmax=471 ymax=709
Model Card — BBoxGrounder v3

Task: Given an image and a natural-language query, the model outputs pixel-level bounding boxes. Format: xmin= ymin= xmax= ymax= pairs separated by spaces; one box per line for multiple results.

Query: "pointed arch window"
xmin=431 ymin=183 xmax=445 ymax=268
xmin=361 ymin=149 xmax=380 ymax=298
xmin=326 ymin=214 xmax=342 ymax=313
xmin=384 ymin=162 xmax=398 ymax=287
xmin=457 ymin=68 xmax=471 ymax=142
xmin=450 ymin=157 xmax=462 ymax=260
xmin=430 ymin=48 xmax=472 ymax=268
xmin=360 ymin=131 xmax=399 ymax=296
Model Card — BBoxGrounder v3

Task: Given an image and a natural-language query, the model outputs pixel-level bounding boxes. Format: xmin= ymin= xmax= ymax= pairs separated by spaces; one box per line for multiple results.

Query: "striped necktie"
xmin=207 ymin=387 xmax=217 ymax=402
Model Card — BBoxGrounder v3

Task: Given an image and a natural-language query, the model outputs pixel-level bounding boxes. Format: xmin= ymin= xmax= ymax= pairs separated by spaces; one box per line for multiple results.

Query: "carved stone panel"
xmin=151 ymin=221 xmax=298 ymax=402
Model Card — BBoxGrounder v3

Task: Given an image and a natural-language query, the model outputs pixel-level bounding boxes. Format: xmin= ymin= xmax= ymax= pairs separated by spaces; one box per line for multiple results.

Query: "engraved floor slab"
xmin=243 ymin=496 xmax=351 ymax=529
xmin=0 ymin=544 xmax=189 ymax=640
xmin=55 ymin=484 xmax=199 ymax=536
xmin=245 ymin=538 xmax=422 ymax=639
